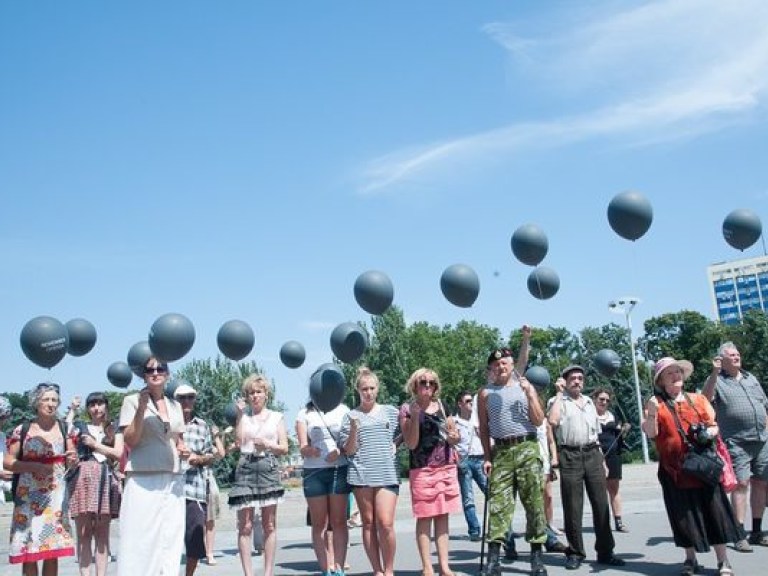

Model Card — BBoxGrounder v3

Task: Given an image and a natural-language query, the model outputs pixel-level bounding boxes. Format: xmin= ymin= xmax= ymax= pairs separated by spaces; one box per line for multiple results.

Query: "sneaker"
xmin=748 ymin=531 xmax=768 ymax=546
xmin=545 ymin=541 xmax=568 ymax=554
xmin=547 ymin=523 xmax=564 ymax=536
xmin=564 ymin=555 xmax=582 ymax=570
xmin=734 ymin=538 xmax=753 ymax=553
xmin=615 ymin=520 xmax=629 ymax=533
xmin=469 ymin=533 xmax=482 ymax=542
xmin=596 ymin=554 xmax=626 ymax=566
xmin=717 ymin=560 xmax=734 ymax=576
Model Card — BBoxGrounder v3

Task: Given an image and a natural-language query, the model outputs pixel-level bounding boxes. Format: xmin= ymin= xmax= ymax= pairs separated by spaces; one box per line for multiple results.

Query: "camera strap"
xmin=666 ymin=393 xmax=707 ymax=448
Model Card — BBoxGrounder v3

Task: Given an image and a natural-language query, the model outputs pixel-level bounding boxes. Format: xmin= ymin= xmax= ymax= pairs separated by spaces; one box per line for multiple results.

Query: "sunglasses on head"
xmin=35 ymin=383 xmax=60 ymax=394
xmin=144 ymin=366 xmax=168 ymax=375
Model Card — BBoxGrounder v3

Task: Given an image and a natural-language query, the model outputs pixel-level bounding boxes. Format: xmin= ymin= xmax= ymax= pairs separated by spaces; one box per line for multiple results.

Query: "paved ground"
xmin=1 ymin=463 xmax=767 ymax=575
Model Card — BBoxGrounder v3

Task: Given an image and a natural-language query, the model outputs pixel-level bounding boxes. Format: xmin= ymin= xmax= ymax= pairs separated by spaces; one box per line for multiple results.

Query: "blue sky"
xmin=2 ymin=0 xmax=768 ymax=425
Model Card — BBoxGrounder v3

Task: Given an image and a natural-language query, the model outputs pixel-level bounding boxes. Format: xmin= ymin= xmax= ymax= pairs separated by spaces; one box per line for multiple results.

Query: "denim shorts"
xmin=302 ymin=466 xmax=352 ymax=498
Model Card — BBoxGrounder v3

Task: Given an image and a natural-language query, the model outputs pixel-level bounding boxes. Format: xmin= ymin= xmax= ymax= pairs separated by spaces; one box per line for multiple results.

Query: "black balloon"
xmin=149 ymin=313 xmax=195 ymax=362
xmin=223 ymin=402 xmax=239 ymax=426
xmin=280 ymin=341 xmax=306 ymax=369
xmin=309 ymin=363 xmax=347 ymax=412
xmin=107 ymin=361 xmax=133 ymax=388
xmin=527 ymin=267 xmax=560 ymax=300
xmin=511 ymin=224 xmax=549 ymax=266
xmin=20 ymin=316 xmax=69 ymax=369
xmin=440 ymin=264 xmax=480 ymax=308
xmin=723 ymin=209 xmax=762 ymax=251
xmin=330 ymin=322 xmax=368 ymax=364
xmin=525 ymin=366 xmax=551 ymax=390
xmin=595 ymin=349 xmax=621 ymax=378
xmin=354 ymin=270 xmax=394 ymax=315
xmin=165 ymin=378 xmax=185 ymax=399
xmin=217 ymin=320 xmax=255 ymax=361
xmin=65 ymin=318 xmax=97 ymax=357
xmin=127 ymin=340 xmax=152 ymax=378
xmin=607 ymin=191 xmax=653 ymax=241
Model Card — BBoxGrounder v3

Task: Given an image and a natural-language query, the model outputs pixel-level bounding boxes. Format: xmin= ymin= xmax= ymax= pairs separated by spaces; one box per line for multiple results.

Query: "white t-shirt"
xmin=296 ymin=404 xmax=349 ymax=469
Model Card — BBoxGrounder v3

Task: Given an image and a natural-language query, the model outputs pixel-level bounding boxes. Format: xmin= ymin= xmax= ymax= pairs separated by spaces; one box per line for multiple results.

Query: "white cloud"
xmin=358 ymin=0 xmax=768 ymax=195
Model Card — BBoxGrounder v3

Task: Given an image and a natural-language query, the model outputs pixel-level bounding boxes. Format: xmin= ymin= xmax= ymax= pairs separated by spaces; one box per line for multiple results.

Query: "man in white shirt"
xmin=455 ymin=390 xmax=487 ymax=541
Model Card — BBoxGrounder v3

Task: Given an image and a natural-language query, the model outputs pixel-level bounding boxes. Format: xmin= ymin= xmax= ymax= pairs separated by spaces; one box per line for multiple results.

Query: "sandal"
xmin=718 ymin=560 xmax=734 ymax=576
xmin=681 ymin=558 xmax=700 ymax=576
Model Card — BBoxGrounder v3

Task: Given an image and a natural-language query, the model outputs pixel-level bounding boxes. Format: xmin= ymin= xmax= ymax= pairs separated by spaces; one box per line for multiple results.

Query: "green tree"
xmin=723 ymin=310 xmax=768 ymax=391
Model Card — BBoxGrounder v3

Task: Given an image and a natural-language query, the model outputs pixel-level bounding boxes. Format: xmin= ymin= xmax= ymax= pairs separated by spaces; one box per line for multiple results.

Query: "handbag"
xmin=667 ymin=394 xmax=723 ymax=487
xmin=716 ymin=436 xmax=738 ymax=492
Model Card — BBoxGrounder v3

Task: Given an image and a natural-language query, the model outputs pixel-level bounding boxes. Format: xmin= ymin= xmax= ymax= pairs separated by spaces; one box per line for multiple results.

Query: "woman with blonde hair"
xmin=400 ymin=368 xmax=460 ymax=576
xmin=339 ymin=367 xmax=400 ymax=576
xmin=228 ymin=374 xmax=289 ymax=576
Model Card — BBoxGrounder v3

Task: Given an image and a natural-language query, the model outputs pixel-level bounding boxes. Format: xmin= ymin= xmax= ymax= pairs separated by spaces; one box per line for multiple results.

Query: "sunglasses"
xmin=462 ymin=398 xmax=473 ymax=404
xmin=176 ymin=394 xmax=196 ymax=401
xmin=419 ymin=379 xmax=437 ymax=388
xmin=144 ymin=366 xmax=168 ymax=375
xmin=597 ymin=397 xmax=610 ymax=403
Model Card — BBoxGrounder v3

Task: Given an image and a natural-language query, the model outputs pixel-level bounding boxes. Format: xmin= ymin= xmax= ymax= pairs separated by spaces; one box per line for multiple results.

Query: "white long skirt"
xmin=118 ymin=472 xmax=185 ymax=575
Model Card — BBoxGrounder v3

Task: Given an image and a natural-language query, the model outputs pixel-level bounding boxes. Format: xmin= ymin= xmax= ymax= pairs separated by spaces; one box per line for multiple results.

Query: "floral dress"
xmin=7 ymin=424 xmax=75 ymax=564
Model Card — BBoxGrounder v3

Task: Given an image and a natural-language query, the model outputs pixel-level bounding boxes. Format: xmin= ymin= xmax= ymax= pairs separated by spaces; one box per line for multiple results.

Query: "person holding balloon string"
xmin=117 ymin=355 xmax=189 ymax=575
xmin=400 ymin=367 xmax=461 ymax=576
xmin=296 ymin=386 xmax=352 ymax=576
xmin=228 ymin=374 xmax=289 ymax=576
xmin=67 ymin=391 xmax=123 ymax=576
xmin=339 ymin=367 xmax=401 ymax=576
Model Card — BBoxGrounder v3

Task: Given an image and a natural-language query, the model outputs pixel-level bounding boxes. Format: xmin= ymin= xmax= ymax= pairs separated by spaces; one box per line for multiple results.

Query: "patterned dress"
xmin=7 ymin=425 xmax=75 ymax=564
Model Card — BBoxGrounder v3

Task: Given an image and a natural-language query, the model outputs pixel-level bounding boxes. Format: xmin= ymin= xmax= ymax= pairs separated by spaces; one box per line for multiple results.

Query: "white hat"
xmin=174 ymin=384 xmax=197 ymax=398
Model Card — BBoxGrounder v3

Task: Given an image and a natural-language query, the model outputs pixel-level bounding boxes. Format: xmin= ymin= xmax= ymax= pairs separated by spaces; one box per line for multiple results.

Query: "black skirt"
xmin=228 ymin=453 xmax=284 ymax=509
xmin=658 ymin=466 xmax=741 ymax=552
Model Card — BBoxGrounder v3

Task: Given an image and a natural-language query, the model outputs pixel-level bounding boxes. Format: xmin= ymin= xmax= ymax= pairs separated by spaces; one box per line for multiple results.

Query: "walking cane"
xmin=479 ymin=469 xmax=492 ymax=575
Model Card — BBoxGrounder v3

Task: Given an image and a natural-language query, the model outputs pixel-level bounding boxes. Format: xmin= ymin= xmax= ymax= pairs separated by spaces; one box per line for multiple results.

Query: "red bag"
xmin=716 ymin=436 xmax=737 ymax=493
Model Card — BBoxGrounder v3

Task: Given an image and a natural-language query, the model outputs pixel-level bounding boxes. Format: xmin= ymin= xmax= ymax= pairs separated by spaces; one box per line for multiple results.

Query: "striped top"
xmin=339 ymin=404 xmax=400 ymax=487
xmin=484 ymin=383 xmax=537 ymax=439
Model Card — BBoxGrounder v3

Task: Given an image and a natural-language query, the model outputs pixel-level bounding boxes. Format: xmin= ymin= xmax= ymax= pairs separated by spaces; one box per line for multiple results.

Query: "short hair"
xmin=355 ymin=366 xmax=379 ymax=389
xmin=242 ymin=374 xmax=271 ymax=397
xmin=718 ymin=341 xmax=738 ymax=357
xmin=591 ymin=387 xmax=612 ymax=400
xmin=405 ymin=368 xmax=442 ymax=399
xmin=456 ymin=390 xmax=474 ymax=404
xmin=86 ymin=391 xmax=108 ymax=407
xmin=29 ymin=383 xmax=61 ymax=411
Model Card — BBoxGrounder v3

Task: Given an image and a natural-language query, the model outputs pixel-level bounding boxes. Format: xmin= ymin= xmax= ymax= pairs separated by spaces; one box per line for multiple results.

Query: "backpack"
xmin=10 ymin=419 xmax=68 ymax=505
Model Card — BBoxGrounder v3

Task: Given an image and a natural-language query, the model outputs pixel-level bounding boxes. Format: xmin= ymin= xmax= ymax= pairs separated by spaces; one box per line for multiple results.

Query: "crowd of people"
xmin=2 ymin=339 xmax=768 ymax=576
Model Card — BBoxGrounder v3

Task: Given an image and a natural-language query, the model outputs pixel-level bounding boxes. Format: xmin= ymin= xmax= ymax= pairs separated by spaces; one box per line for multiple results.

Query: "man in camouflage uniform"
xmin=478 ymin=347 xmax=548 ymax=576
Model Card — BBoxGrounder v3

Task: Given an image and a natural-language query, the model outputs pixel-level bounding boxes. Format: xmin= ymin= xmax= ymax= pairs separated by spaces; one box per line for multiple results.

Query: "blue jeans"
xmin=457 ymin=456 xmax=487 ymax=536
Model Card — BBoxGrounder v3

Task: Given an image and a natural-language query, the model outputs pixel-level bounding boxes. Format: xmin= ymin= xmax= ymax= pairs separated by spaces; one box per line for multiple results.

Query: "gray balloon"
xmin=330 ymin=322 xmax=368 ymax=364
xmin=217 ymin=320 xmax=255 ymax=361
xmin=223 ymin=402 xmax=239 ymax=426
xmin=149 ymin=313 xmax=196 ymax=362
xmin=607 ymin=191 xmax=653 ymax=241
xmin=280 ymin=340 xmax=306 ymax=369
xmin=354 ymin=270 xmax=394 ymax=315
xmin=127 ymin=340 xmax=152 ymax=378
xmin=527 ymin=266 xmax=560 ymax=300
xmin=440 ymin=264 xmax=480 ymax=308
xmin=595 ymin=349 xmax=621 ymax=378
xmin=20 ymin=316 xmax=69 ymax=369
xmin=66 ymin=318 xmax=97 ymax=357
xmin=107 ymin=361 xmax=133 ymax=388
xmin=165 ymin=378 xmax=186 ymax=399
xmin=525 ymin=366 xmax=551 ymax=390
xmin=309 ymin=363 xmax=347 ymax=412
xmin=723 ymin=209 xmax=762 ymax=251
xmin=511 ymin=224 xmax=549 ymax=266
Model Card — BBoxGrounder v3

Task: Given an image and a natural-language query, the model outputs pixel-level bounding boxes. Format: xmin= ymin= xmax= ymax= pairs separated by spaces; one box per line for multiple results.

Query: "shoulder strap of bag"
xmin=664 ymin=398 xmax=693 ymax=448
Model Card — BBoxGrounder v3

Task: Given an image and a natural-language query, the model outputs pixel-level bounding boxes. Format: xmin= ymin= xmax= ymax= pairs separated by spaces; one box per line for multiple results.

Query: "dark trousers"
xmin=559 ymin=445 xmax=614 ymax=558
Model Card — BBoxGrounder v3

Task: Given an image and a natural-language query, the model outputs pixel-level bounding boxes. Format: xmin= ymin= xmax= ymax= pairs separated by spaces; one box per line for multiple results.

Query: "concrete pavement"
xmin=2 ymin=463 xmax=767 ymax=575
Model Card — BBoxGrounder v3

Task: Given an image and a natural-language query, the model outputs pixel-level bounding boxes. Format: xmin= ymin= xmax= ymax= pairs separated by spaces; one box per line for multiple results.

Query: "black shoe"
xmin=545 ymin=541 xmax=568 ymax=554
xmin=565 ymin=555 xmax=582 ymax=570
xmin=530 ymin=549 xmax=548 ymax=576
xmin=469 ymin=534 xmax=482 ymax=542
xmin=597 ymin=554 xmax=626 ymax=566
xmin=504 ymin=545 xmax=519 ymax=562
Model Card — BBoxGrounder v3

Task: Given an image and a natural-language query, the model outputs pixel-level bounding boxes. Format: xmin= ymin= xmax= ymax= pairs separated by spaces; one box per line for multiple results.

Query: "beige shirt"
xmin=119 ymin=393 xmax=185 ymax=473
xmin=548 ymin=394 xmax=599 ymax=447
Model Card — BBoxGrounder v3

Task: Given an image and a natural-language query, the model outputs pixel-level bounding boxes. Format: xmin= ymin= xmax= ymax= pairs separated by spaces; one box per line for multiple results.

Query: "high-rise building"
xmin=707 ymin=255 xmax=768 ymax=324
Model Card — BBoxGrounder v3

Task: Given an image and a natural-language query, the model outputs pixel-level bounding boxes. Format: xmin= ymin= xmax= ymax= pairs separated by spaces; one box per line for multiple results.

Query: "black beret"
xmin=487 ymin=347 xmax=513 ymax=366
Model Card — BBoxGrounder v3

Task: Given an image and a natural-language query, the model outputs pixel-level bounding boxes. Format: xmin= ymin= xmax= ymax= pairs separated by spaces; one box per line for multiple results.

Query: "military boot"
xmin=484 ymin=542 xmax=502 ymax=576
xmin=530 ymin=547 xmax=548 ymax=576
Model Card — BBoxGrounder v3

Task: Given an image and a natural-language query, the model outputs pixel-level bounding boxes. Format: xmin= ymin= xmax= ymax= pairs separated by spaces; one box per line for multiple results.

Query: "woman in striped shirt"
xmin=340 ymin=367 xmax=400 ymax=576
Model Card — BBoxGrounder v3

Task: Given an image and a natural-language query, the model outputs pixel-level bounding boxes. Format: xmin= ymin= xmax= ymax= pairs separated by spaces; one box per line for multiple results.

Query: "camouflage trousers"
xmin=487 ymin=439 xmax=547 ymax=545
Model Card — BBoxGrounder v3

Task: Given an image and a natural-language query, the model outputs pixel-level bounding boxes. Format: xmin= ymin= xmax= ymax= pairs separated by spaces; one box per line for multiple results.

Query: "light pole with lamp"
xmin=608 ymin=297 xmax=650 ymax=464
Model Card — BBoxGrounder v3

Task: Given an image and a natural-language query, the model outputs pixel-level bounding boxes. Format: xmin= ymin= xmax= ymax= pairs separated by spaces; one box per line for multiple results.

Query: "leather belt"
xmin=560 ymin=443 xmax=600 ymax=452
xmin=494 ymin=433 xmax=537 ymax=447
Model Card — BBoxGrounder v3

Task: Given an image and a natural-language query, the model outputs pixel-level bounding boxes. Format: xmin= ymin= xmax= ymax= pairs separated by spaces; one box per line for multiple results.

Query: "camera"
xmin=688 ymin=423 xmax=713 ymax=447
xmin=74 ymin=421 xmax=95 ymax=461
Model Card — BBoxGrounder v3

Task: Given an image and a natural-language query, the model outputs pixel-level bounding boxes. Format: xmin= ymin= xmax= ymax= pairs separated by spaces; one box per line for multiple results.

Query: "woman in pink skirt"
xmin=400 ymin=368 xmax=461 ymax=576
xmin=68 ymin=392 xmax=123 ymax=576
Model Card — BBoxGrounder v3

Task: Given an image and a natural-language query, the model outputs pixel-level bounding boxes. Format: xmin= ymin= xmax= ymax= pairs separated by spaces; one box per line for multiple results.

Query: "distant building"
xmin=707 ymin=255 xmax=768 ymax=324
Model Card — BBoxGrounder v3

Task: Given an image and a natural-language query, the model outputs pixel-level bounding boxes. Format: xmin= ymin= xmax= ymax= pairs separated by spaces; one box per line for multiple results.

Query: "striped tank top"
xmin=485 ymin=383 xmax=537 ymax=439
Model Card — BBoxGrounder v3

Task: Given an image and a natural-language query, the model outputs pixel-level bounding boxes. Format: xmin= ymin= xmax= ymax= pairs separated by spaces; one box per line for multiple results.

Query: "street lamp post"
xmin=608 ymin=297 xmax=650 ymax=464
